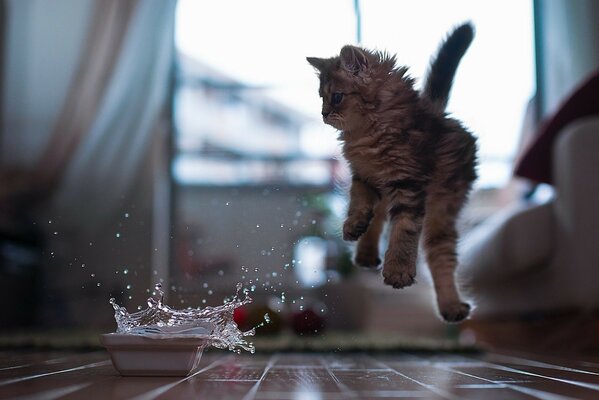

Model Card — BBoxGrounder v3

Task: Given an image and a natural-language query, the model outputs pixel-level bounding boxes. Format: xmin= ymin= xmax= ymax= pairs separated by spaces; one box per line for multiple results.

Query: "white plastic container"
xmin=101 ymin=328 xmax=213 ymax=376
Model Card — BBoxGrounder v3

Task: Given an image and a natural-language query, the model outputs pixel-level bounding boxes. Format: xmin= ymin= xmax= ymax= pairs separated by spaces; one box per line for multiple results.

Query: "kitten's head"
xmin=307 ymin=45 xmax=412 ymax=132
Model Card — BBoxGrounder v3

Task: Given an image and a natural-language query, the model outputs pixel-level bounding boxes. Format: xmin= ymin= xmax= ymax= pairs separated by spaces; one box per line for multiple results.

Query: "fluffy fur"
xmin=307 ymin=23 xmax=477 ymax=322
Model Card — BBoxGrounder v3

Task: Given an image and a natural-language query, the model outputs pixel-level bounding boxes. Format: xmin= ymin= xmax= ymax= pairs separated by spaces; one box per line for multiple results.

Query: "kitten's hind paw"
xmin=382 ymin=270 xmax=415 ymax=289
xmin=343 ymin=217 xmax=371 ymax=241
xmin=439 ymin=302 xmax=471 ymax=323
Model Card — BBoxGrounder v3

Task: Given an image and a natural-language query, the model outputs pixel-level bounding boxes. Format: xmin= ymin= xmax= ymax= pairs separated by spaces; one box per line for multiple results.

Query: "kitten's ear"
xmin=340 ymin=45 xmax=369 ymax=74
xmin=307 ymin=57 xmax=326 ymax=72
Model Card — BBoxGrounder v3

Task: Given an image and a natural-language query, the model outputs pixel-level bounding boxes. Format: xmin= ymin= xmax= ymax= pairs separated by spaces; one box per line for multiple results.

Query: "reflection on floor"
xmin=1 ymin=350 xmax=599 ymax=399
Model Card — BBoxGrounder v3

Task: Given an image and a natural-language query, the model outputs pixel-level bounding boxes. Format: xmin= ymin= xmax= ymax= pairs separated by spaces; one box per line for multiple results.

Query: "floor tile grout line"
xmin=493 ymin=349 xmax=599 ymax=370
xmin=489 ymin=363 xmax=599 ymax=392
xmin=0 ymin=352 xmax=106 ymax=372
xmin=10 ymin=382 xmax=94 ymax=400
xmin=488 ymin=353 xmax=599 ymax=376
xmin=462 ymin=355 xmax=599 ymax=392
xmin=241 ymin=353 xmax=279 ymax=400
xmin=438 ymin=364 xmax=576 ymax=400
xmin=498 ymin=386 xmax=578 ymax=400
xmin=363 ymin=354 xmax=459 ymax=400
xmin=0 ymin=360 xmax=111 ymax=387
xmin=581 ymin=361 xmax=599 ymax=368
xmin=128 ymin=355 xmax=236 ymax=400
xmin=318 ymin=354 xmax=359 ymax=398
xmin=0 ymin=364 xmax=33 ymax=372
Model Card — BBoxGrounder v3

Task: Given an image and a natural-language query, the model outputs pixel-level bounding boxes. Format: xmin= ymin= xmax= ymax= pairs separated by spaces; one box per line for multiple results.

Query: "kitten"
xmin=307 ymin=23 xmax=477 ymax=322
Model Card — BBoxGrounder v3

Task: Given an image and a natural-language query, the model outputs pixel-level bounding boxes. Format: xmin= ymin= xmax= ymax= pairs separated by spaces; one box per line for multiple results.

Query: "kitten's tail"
xmin=422 ymin=22 xmax=474 ymax=113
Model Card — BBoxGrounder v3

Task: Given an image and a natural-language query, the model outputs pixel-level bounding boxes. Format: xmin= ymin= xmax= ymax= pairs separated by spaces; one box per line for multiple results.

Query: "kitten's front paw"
xmin=382 ymin=270 xmax=415 ymax=289
xmin=343 ymin=216 xmax=371 ymax=241
xmin=439 ymin=302 xmax=471 ymax=323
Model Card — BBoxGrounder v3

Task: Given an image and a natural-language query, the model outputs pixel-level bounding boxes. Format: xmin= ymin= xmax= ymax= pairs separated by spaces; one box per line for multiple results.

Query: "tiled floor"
xmin=1 ymin=350 xmax=598 ymax=399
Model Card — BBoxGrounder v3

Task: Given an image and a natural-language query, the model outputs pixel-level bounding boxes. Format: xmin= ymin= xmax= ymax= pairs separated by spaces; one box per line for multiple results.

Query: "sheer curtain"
xmin=51 ymin=0 xmax=176 ymax=228
xmin=1 ymin=0 xmax=176 ymax=231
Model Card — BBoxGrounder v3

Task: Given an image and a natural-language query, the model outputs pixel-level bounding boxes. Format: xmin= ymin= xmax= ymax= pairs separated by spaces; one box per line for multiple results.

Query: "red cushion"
xmin=514 ymin=68 xmax=599 ymax=184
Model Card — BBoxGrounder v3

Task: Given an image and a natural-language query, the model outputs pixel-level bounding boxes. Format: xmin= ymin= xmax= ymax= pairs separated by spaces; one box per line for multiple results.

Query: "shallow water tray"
xmin=100 ymin=333 xmax=212 ymax=376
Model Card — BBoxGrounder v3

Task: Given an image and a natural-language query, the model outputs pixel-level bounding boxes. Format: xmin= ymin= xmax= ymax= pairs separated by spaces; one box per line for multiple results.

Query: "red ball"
xmin=234 ymin=304 xmax=282 ymax=334
xmin=233 ymin=306 xmax=248 ymax=328
xmin=291 ymin=308 xmax=326 ymax=335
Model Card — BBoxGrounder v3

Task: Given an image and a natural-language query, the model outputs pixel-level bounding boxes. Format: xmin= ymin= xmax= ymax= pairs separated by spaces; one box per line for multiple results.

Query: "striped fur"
xmin=307 ymin=23 xmax=477 ymax=322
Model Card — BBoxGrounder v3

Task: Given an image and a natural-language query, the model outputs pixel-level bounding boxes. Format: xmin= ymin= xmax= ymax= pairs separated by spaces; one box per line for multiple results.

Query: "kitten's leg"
xmin=355 ymin=198 xmax=387 ymax=269
xmin=343 ymin=176 xmax=379 ymax=241
xmin=382 ymin=182 xmax=426 ymax=288
xmin=422 ymin=192 xmax=470 ymax=322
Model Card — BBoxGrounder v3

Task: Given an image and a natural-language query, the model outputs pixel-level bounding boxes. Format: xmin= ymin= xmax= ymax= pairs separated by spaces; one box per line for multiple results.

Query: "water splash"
xmin=109 ymin=283 xmax=256 ymax=353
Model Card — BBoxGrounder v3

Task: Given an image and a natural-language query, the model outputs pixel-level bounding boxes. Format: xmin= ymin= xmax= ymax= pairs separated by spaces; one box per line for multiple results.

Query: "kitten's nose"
xmin=322 ymin=111 xmax=330 ymax=118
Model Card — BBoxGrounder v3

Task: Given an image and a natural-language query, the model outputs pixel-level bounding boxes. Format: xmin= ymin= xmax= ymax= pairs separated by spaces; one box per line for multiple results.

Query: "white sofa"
xmin=458 ymin=117 xmax=599 ymax=316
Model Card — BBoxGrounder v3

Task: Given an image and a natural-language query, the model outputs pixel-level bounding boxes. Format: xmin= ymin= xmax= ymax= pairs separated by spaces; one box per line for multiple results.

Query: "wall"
xmin=173 ymin=186 xmax=331 ymax=293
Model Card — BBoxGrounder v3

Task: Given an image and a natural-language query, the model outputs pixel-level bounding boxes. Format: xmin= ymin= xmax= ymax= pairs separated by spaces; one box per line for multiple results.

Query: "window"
xmin=171 ymin=0 xmax=535 ymax=332
xmin=175 ymin=0 xmax=535 ymax=189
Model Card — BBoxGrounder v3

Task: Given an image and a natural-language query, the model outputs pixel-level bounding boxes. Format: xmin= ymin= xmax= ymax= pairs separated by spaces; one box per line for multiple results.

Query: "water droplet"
xmin=53 ymin=231 xmax=58 ymax=235
xmin=91 ymin=273 xmax=95 ymax=277
xmin=116 ymin=233 xmax=121 ymax=238
xmin=202 ymin=282 xmax=208 ymax=288
xmin=126 ymin=284 xmax=132 ymax=290
xmin=123 ymin=269 xmax=129 ymax=275
xmin=81 ymin=263 xmax=86 ymax=268
xmin=208 ymin=289 xmax=213 ymax=295
xmin=97 ymin=282 xmax=101 ymax=287
xmin=124 ymin=213 xmax=129 ymax=218
xmin=218 ymin=270 xmax=224 ymax=276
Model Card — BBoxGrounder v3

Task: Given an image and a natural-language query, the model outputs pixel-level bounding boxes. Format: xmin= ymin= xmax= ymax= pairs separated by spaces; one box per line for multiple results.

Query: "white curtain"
xmin=52 ymin=0 xmax=176 ymax=228
xmin=1 ymin=0 xmax=176 ymax=230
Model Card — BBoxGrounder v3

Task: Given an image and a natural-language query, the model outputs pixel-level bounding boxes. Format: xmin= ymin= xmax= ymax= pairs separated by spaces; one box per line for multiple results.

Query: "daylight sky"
xmin=176 ymin=0 xmax=534 ymax=187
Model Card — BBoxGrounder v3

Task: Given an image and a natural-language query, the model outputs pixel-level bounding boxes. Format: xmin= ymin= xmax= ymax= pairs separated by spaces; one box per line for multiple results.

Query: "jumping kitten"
xmin=307 ymin=23 xmax=477 ymax=322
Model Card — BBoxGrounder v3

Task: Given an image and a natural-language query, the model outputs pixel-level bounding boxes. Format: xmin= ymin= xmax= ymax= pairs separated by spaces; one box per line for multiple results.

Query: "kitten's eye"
xmin=331 ymin=92 xmax=344 ymax=106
